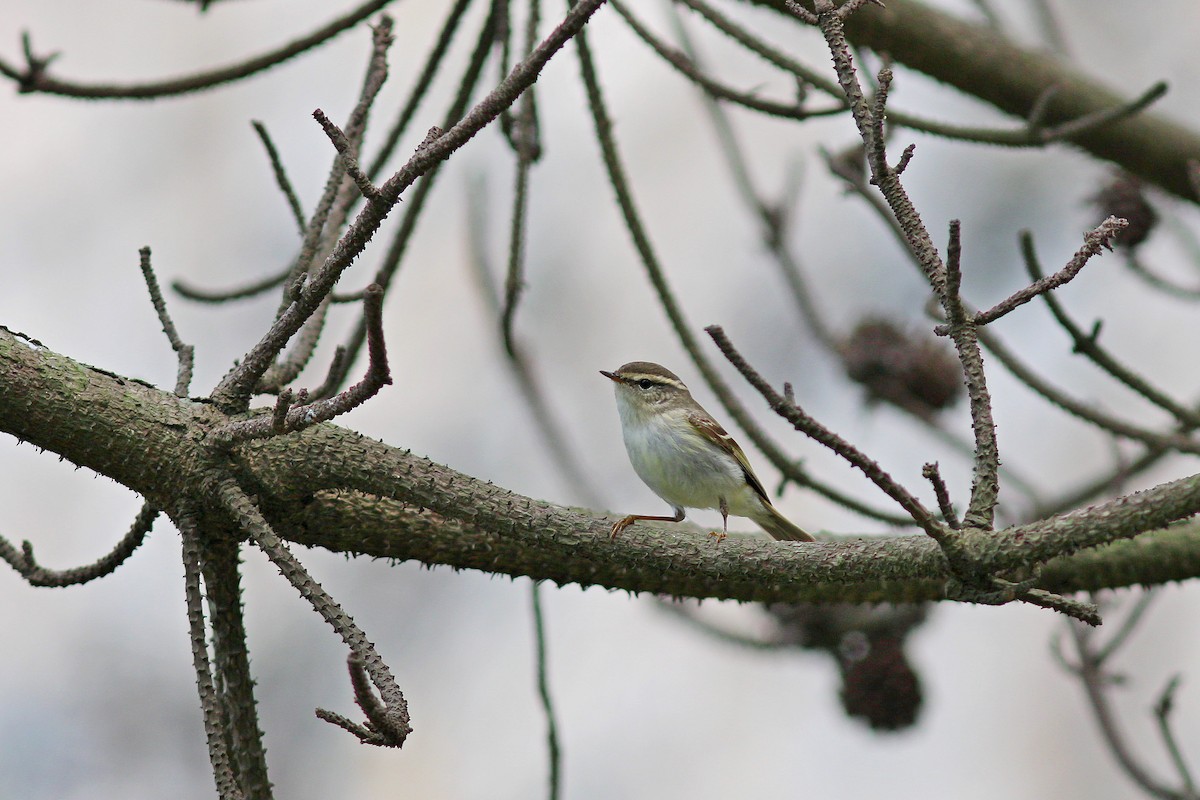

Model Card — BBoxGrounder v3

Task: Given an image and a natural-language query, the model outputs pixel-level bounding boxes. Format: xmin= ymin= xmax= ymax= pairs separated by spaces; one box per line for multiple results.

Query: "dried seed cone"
xmin=1092 ymin=172 xmax=1158 ymax=249
xmin=840 ymin=318 xmax=961 ymax=419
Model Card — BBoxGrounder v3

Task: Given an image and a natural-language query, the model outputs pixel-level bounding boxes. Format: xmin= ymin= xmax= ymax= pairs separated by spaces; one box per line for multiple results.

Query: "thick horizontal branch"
xmin=2 ymin=325 xmax=1200 ymax=606
xmin=760 ymin=0 xmax=1200 ymax=201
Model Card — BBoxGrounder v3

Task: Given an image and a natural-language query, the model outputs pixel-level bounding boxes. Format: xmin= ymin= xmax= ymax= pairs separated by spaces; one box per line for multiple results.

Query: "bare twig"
xmin=313 ymin=109 xmax=382 ymax=202
xmin=0 ymin=502 xmax=158 ymax=587
xmin=314 ymin=656 xmax=410 ymax=745
xmin=178 ymin=512 xmax=245 ymax=800
xmin=139 ymin=247 xmax=195 ymax=396
xmin=705 ymin=325 xmax=943 ymax=536
xmin=173 ymin=268 xmax=290 ymax=304
xmin=612 ymin=0 xmax=841 ymax=120
xmin=531 ymin=583 xmax=561 ymax=800
xmin=1030 ymin=0 xmax=1070 ymax=55
xmin=0 ymin=0 xmax=393 ymax=99
xmin=978 ymin=327 xmax=1200 ymax=455
xmin=922 ymin=462 xmax=959 ymax=530
xmin=252 ymin=17 xmax=395 ymax=396
xmin=210 ymin=285 xmax=391 ymax=447
xmin=1021 ymin=232 xmax=1200 ymax=428
xmin=1094 ymin=591 xmax=1158 ymax=664
xmin=251 ymin=121 xmax=306 ymax=234
xmin=214 ymin=476 xmax=411 ymax=747
xmin=327 ymin=8 xmax=501 ymax=401
xmin=308 ymin=346 xmax=349 ymax=402
xmin=1124 ymin=252 xmax=1200 ymax=300
xmin=466 ymin=176 xmax=600 ymax=506
xmin=1035 ymin=83 xmax=1167 ymax=143
xmin=969 ymin=217 xmax=1126 ymax=327
xmin=1068 ymin=601 xmax=1199 ymax=799
xmin=1155 ymin=676 xmax=1198 ymax=795
xmin=666 ymin=4 xmax=840 ymax=351
xmin=678 ymin=0 xmax=1167 ymax=149
xmin=367 ymin=0 xmax=477 ymax=178
xmin=211 ymin=0 xmax=608 ymax=412
xmin=500 ymin=0 xmax=543 ymax=358
xmin=3 ymin=0 xmax=394 ymax=101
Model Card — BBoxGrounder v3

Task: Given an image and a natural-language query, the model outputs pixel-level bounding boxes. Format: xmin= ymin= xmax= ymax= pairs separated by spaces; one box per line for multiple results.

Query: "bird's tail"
xmin=752 ymin=503 xmax=815 ymax=542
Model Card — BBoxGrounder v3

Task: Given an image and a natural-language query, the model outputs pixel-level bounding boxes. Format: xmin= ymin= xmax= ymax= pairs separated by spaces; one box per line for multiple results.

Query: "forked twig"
xmin=214 ymin=476 xmax=411 ymax=747
xmin=967 ymin=217 xmax=1127 ymax=328
xmin=210 ymin=285 xmax=391 ymax=448
xmin=1066 ymin=597 xmax=1199 ymax=799
xmin=1021 ymin=231 xmax=1200 ymax=428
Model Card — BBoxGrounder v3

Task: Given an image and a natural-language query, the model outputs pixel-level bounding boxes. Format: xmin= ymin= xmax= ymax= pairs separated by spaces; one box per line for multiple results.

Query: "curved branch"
xmin=0 ymin=0 xmax=395 ymax=99
xmin=808 ymin=0 xmax=1199 ymax=201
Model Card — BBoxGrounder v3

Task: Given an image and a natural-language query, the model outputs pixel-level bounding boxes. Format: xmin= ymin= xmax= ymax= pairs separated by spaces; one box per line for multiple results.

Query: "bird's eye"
xmin=637 ymin=379 xmax=654 ymax=389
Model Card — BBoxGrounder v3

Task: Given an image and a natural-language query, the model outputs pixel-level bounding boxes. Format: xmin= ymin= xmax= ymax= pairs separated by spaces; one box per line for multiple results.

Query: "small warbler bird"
xmin=601 ymin=361 xmax=813 ymax=542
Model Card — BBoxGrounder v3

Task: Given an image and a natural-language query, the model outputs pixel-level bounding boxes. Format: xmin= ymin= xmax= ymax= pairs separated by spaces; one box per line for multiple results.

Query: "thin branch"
xmin=531 ymin=583 xmax=561 ymax=800
xmin=1012 ymin=585 xmax=1099 ymax=624
xmin=0 ymin=502 xmax=158 ymax=587
xmin=612 ymin=0 xmax=840 ymax=120
xmin=178 ymin=512 xmax=245 ymax=800
xmin=328 ymin=5 xmax=502 ymax=400
xmin=139 ymin=247 xmax=195 ymax=397
xmin=214 ymin=476 xmax=411 ymax=747
xmin=210 ymin=285 xmax=391 ymax=447
xmin=574 ymin=6 xmax=911 ymax=527
xmin=814 ymin=20 xmax=1008 ymax=531
xmin=666 ymin=4 xmax=840 ymax=351
xmin=1124 ymin=251 xmax=1200 ymax=300
xmin=678 ymin=0 xmax=1167 ymax=149
xmin=705 ymin=325 xmax=942 ymax=537
xmin=969 ymin=217 xmax=1126 ymax=327
xmin=173 ymin=267 xmax=290 ymax=304
xmin=1094 ymin=591 xmax=1158 ymax=664
xmin=253 ymin=17 xmax=395 ymax=396
xmin=314 ymin=656 xmax=409 ymax=745
xmin=309 ymin=346 xmax=349 ymax=402
xmin=500 ymin=0 xmax=543 ymax=357
xmin=1069 ymin=610 xmax=1197 ymax=800
xmin=0 ymin=0 xmax=394 ymax=99
xmin=1021 ymin=232 xmax=1200 ymax=428
xmin=937 ymin=221 xmax=1000 ymax=530
xmin=922 ymin=462 xmax=959 ymax=529
xmin=251 ymin=121 xmax=307 ymax=235
xmin=1030 ymin=0 xmax=1070 ymax=55
xmin=1035 ymin=83 xmax=1168 ymax=143
xmin=211 ymin=0 xmax=608 ymax=412
xmin=1154 ymin=676 xmax=1198 ymax=795
xmin=313 ymin=109 xmax=382 ymax=201
xmin=978 ymin=326 xmax=1200 ymax=455
xmin=367 ymin=0 xmax=477 ymax=178
xmin=656 ymin=600 xmax=794 ymax=650
xmin=466 ymin=175 xmax=601 ymax=507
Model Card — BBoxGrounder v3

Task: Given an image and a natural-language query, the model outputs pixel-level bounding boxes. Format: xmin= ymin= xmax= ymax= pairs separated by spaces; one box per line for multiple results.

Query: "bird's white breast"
xmin=617 ymin=404 xmax=746 ymax=511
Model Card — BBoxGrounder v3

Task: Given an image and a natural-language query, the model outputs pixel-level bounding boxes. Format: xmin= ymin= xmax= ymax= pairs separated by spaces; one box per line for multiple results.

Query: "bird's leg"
xmin=709 ymin=498 xmax=730 ymax=544
xmin=611 ymin=506 xmax=686 ymax=539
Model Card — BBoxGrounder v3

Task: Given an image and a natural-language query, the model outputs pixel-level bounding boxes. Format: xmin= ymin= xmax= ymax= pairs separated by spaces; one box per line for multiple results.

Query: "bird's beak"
xmin=600 ymin=370 xmax=621 ymax=383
